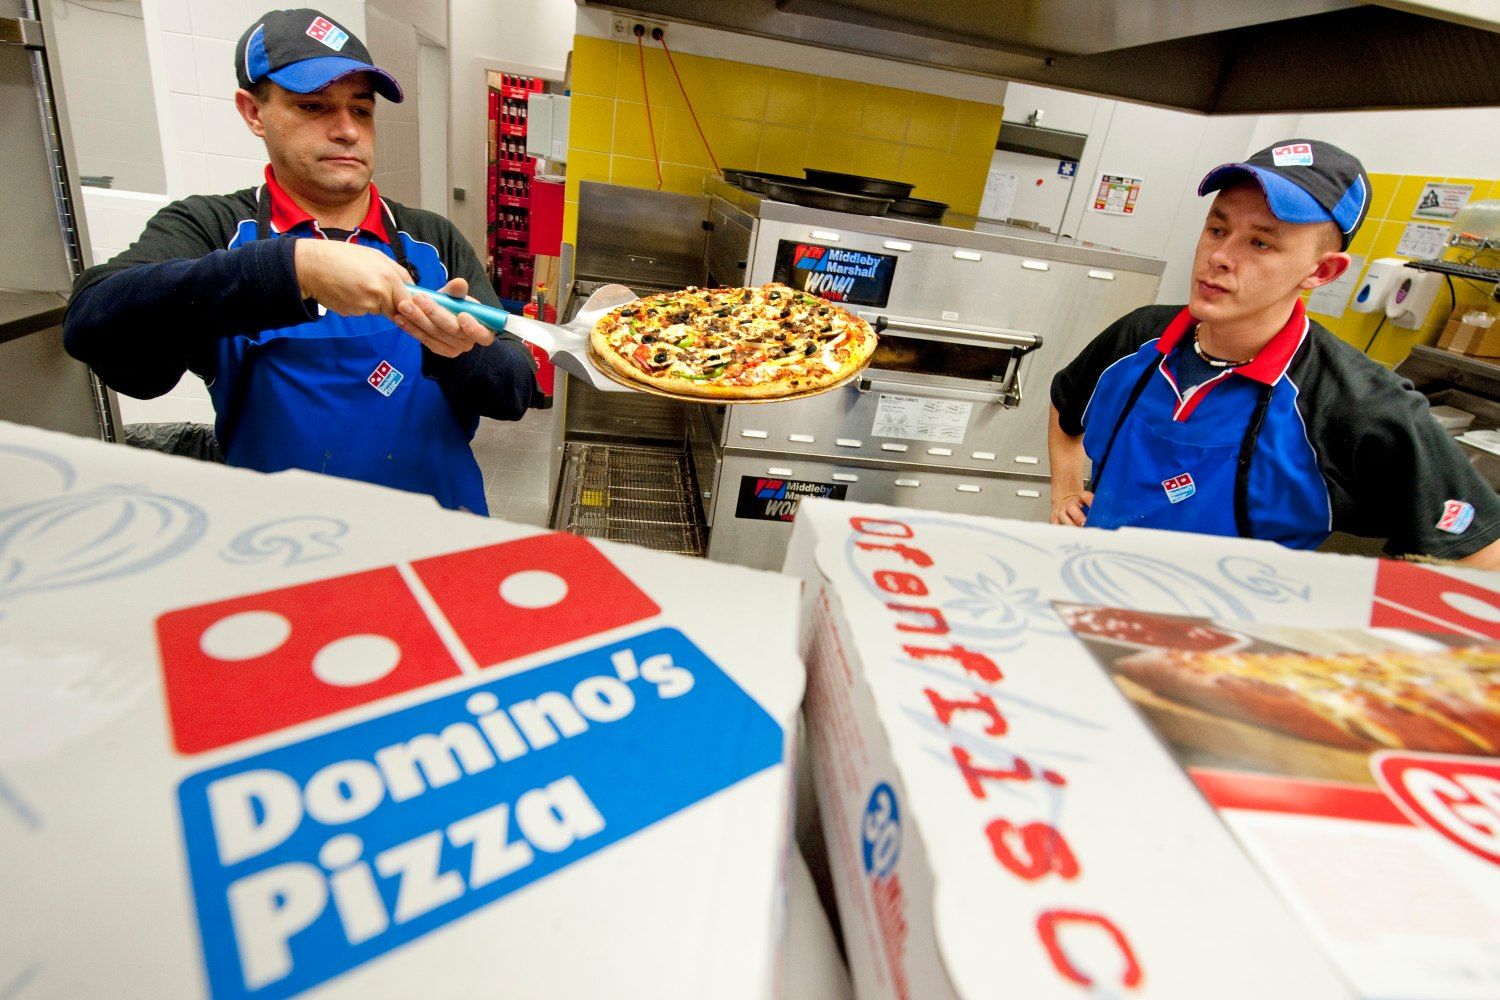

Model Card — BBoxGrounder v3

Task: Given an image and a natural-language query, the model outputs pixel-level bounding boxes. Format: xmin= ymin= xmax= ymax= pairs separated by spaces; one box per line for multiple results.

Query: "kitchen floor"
xmin=472 ymin=405 xmax=559 ymax=527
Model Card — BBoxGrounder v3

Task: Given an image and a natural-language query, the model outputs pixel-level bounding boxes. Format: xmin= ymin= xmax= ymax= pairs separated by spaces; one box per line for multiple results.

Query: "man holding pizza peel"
xmin=64 ymin=9 xmax=536 ymax=515
xmin=1048 ymin=140 xmax=1500 ymax=567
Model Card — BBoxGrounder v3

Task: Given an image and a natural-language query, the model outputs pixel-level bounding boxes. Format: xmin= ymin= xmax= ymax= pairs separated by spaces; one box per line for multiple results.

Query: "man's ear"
xmin=1301 ymin=251 xmax=1351 ymax=291
xmin=234 ymin=88 xmax=267 ymax=138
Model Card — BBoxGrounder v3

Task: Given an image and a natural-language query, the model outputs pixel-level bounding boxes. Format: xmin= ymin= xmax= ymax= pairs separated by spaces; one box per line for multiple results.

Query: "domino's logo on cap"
xmin=1271 ymin=143 xmax=1314 ymax=167
xmin=305 ymin=16 xmax=349 ymax=51
xmin=235 ymin=8 xmax=403 ymax=102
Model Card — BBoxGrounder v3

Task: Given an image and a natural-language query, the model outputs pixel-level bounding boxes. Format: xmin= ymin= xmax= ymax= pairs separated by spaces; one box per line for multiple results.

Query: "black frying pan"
xmin=761 ymin=180 xmax=893 ymax=216
xmin=887 ymin=196 xmax=949 ymax=220
xmin=725 ymin=170 xmax=807 ymax=194
xmin=803 ymin=169 xmax=915 ymax=201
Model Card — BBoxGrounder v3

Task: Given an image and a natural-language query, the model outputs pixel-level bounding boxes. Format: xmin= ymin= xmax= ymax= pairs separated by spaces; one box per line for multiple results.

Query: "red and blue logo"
xmin=159 ymin=533 xmax=783 ymax=998
xmin=792 ymin=244 xmax=827 ymax=270
xmin=1161 ymin=472 xmax=1196 ymax=504
xmin=305 ymin=16 xmax=349 ymax=51
xmin=367 ymin=360 xmax=403 ymax=397
xmin=1437 ymin=499 xmax=1475 ymax=534
xmin=756 ymin=478 xmax=788 ymax=500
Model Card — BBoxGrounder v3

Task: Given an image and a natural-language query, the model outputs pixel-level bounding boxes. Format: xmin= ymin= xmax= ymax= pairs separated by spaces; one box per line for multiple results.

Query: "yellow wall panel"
xmin=710 ymin=118 xmax=764 ymax=170
xmin=564 ymin=38 xmax=1001 ymax=256
xmin=758 ymin=125 xmax=811 ymax=174
xmin=804 ymin=132 xmax=859 ymax=172
xmin=1364 ymin=173 xmax=1400 ymax=220
xmin=811 ymin=77 xmax=867 ymax=133
xmin=1388 ymin=174 xmax=1442 ymax=219
xmin=614 ymin=46 xmax=684 ymax=110
xmin=662 ymin=109 xmax=713 ymax=168
xmin=662 ymin=162 xmax=713 ymax=196
xmin=610 ymin=154 xmax=661 ymax=190
xmin=564 ymin=149 xmax=610 ymax=202
xmin=906 ymin=97 xmax=957 ymax=151
xmin=713 ymin=62 xmax=771 ymax=120
xmin=1364 ymin=220 xmax=1407 ymax=262
xmin=766 ymin=70 xmax=818 ymax=126
xmin=570 ymin=36 xmax=619 ymax=97
xmin=897 ymin=146 xmax=952 ymax=200
xmin=854 ymin=139 xmax=904 ymax=179
xmin=568 ymin=94 xmax=614 ymax=154
xmin=1345 ymin=218 xmax=1377 ymax=259
xmin=860 ymin=85 xmax=911 ymax=144
xmin=611 ymin=102 xmax=666 ymax=161
xmin=952 ymin=100 xmax=1003 ymax=156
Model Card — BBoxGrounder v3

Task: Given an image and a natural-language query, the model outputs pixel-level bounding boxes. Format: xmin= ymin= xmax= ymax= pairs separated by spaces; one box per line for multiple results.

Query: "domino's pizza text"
xmin=177 ymin=628 xmax=783 ymax=1000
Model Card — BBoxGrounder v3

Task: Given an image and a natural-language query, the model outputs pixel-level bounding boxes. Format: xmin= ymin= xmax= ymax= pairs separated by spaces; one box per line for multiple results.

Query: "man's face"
xmin=240 ymin=75 xmax=376 ymax=198
xmin=1190 ymin=181 xmax=1343 ymax=326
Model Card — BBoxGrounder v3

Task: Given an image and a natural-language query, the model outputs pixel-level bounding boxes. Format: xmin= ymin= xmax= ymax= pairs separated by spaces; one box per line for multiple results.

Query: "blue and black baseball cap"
xmin=1199 ymin=139 xmax=1369 ymax=250
xmin=235 ymin=8 xmax=403 ymax=103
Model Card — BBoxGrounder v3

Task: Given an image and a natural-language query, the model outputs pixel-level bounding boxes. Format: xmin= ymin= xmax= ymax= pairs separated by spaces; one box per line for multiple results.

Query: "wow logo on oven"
xmin=160 ymin=534 xmax=783 ymax=999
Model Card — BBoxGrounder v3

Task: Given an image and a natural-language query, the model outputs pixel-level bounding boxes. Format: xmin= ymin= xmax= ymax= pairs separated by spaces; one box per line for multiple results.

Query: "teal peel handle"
xmin=404 ymin=284 xmax=511 ymax=333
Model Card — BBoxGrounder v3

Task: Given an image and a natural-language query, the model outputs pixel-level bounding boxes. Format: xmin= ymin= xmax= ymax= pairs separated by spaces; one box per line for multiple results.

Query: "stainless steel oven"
xmin=694 ymin=177 xmax=1165 ymax=570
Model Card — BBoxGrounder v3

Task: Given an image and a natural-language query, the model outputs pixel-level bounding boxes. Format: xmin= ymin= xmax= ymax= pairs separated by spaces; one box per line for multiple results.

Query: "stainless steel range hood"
xmin=581 ymin=0 xmax=1500 ymax=113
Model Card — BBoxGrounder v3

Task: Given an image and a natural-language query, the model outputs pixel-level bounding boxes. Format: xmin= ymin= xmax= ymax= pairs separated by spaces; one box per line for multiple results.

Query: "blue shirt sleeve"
xmin=64 ymin=203 xmax=317 ymax=398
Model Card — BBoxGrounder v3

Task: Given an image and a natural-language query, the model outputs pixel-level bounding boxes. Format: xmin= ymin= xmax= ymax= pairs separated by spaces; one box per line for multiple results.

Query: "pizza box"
xmin=782 ymin=499 xmax=1500 ymax=1000
xmin=0 ymin=421 xmax=810 ymax=999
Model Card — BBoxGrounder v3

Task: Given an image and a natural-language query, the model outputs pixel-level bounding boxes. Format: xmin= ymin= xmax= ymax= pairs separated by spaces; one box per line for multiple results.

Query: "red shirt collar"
xmin=263 ymin=165 xmax=389 ymax=244
xmin=1156 ymin=299 xmax=1308 ymax=386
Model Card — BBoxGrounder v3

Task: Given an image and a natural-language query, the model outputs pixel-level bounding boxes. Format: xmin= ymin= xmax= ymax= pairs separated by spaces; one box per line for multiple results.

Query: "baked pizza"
xmin=590 ymin=283 xmax=877 ymax=400
xmin=1111 ymin=644 xmax=1500 ymax=754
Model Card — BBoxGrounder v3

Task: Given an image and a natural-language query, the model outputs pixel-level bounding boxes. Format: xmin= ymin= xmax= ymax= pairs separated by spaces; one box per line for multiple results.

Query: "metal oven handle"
xmin=871 ymin=315 xmax=1044 ymax=352
xmin=858 ymin=376 xmax=1011 ymax=405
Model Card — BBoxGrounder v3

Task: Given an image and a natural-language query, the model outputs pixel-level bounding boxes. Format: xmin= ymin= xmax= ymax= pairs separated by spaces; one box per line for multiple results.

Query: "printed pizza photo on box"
xmin=1054 ymin=603 xmax=1499 ymax=784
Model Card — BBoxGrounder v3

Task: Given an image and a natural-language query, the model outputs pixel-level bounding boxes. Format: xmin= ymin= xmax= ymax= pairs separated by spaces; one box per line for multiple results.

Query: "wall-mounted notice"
xmin=1395 ymin=222 xmax=1450 ymax=260
xmin=1091 ymin=172 xmax=1143 ymax=215
xmin=1413 ymin=182 xmax=1473 ymax=220
xmin=1307 ymin=253 xmax=1364 ymax=319
xmin=981 ymin=170 xmax=1019 ymax=220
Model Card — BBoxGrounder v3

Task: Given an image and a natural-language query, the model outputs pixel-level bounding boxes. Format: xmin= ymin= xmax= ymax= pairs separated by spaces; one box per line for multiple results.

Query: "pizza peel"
xmin=407 ymin=283 xmax=635 ymax=393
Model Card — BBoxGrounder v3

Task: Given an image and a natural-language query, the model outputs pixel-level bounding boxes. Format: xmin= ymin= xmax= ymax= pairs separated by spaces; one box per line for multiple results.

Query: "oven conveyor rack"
xmin=557 ymin=442 xmax=707 ymax=557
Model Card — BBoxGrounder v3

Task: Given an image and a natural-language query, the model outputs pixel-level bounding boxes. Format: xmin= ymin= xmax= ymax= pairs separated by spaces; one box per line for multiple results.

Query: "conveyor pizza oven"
xmin=693 ymin=177 xmax=1165 ymax=570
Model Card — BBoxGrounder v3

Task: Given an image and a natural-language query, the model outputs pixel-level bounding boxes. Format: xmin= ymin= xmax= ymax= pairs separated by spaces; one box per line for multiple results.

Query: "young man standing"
xmin=1049 ymin=139 xmax=1499 ymax=567
xmin=64 ymin=9 xmax=534 ymax=515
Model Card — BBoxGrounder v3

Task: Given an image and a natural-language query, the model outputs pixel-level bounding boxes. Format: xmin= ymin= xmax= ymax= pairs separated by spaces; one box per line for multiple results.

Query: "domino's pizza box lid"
xmin=785 ymin=499 xmax=1500 ymax=999
xmin=0 ymin=421 xmax=804 ymax=999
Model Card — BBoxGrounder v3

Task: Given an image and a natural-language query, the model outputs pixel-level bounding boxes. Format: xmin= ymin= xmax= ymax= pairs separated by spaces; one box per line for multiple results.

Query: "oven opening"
xmin=868 ymin=333 xmax=1013 ymax=382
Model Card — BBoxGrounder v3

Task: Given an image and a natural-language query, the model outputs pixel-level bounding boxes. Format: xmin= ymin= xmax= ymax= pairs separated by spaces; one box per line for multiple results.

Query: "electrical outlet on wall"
xmin=610 ymin=15 xmax=666 ymax=40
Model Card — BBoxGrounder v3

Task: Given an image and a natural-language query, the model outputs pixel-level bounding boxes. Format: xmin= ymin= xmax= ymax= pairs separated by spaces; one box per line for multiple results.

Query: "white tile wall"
xmin=169 ymin=92 xmax=205 ymax=153
xmin=187 ymin=0 xmax=249 ymax=42
xmin=78 ymin=189 xmax=216 ymax=427
xmin=157 ymin=0 xmax=191 ymax=34
xmin=160 ymin=31 xmax=199 ymax=94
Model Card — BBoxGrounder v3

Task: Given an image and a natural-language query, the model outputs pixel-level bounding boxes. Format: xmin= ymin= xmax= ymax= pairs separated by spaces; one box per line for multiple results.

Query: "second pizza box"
xmin=0 ymin=422 xmax=805 ymax=999
xmin=783 ymin=499 xmax=1500 ymax=1000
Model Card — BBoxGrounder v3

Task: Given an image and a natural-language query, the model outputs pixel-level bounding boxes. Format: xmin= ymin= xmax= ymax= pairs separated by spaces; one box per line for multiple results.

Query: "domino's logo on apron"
xmin=367 ymin=361 xmax=403 ymax=397
xmin=1162 ymin=473 xmax=1196 ymax=504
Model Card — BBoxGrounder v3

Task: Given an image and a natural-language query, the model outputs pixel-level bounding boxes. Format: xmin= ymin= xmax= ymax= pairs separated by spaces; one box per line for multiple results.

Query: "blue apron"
xmin=211 ymin=190 xmax=487 ymax=514
xmin=1085 ymin=353 xmax=1302 ymax=543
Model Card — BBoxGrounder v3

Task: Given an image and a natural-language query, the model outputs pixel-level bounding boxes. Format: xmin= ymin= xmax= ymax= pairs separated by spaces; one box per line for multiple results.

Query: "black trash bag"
xmin=123 ymin=422 xmax=225 ymax=463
